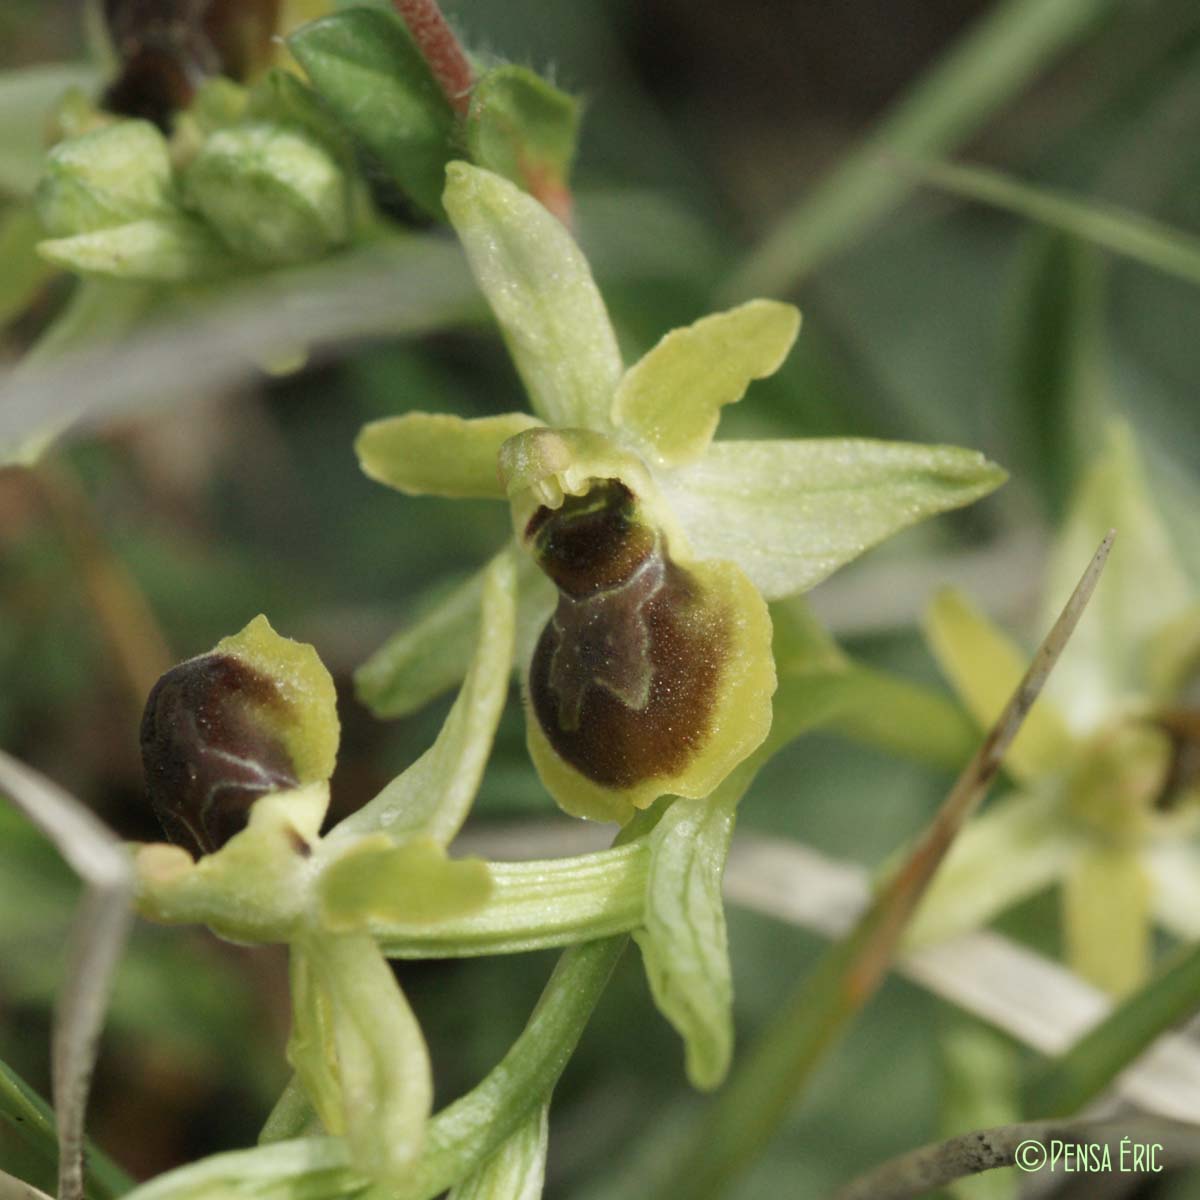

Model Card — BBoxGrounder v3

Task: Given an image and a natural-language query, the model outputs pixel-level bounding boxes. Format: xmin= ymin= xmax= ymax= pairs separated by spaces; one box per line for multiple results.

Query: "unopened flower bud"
xmin=182 ymin=122 xmax=350 ymax=264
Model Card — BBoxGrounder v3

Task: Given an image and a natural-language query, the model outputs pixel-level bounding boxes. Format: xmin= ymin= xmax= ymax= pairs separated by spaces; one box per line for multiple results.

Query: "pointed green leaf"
xmin=661 ymin=438 xmax=1007 ymax=601
xmin=904 ymin=789 xmax=1081 ymax=947
xmin=288 ymin=8 xmax=456 ymax=218
xmin=448 ymin=1104 xmax=548 ymax=1200
xmin=613 ymin=300 xmax=800 ymax=466
xmin=1041 ymin=422 xmax=1193 ymax=730
xmin=356 ymin=411 xmax=541 ymax=499
xmin=299 ymin=932 xmax=432 ymax=1184
xmin=1062 ymin=845 xmax=1151 ymax=997
xmin=467 ymin=64 xmax=580 ymax=204
xmin=38 ymin=216 xmax=234 ymax=282
xmin=339 ymin=552 xmax=516 ymax=843
xmin=443 ymin=162 xmax=624 ymax=430
xmin=635 ymin=764 xmax=757 ymax=1091
xmin=318 ymin=835 xmax=492 ymax=930
xmin=924 ymin=588 xmax=1075 ymax=782
xmin=914 ymin=157 xmax=1200 ymax=289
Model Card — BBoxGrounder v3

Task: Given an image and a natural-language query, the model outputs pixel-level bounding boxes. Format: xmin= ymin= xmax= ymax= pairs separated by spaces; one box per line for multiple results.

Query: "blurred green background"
xmin=2 ymin=1 xmax=1200 ymax=1196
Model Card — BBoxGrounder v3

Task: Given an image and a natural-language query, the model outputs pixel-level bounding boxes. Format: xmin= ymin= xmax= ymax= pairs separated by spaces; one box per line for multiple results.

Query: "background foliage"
xmin=2 ymin=1 xmax=1200 ymax=1196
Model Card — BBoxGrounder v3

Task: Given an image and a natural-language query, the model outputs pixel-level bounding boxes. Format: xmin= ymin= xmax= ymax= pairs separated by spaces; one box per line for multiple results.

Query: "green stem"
xmin=0 ymin=1059 xmax=133 ymax=1200
xmin=136 ymin=937 xmax=627 ymax=1200
xmin=722 ymin=0 xmax=1120 ymax=297
xmin=374 ymin=842 xmax=649 ymax=957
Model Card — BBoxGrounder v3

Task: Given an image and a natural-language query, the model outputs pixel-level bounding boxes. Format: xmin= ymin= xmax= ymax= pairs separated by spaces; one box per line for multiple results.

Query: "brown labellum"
xmin=102 ymin=0 xmax=281 ymax=128
xmin=140 ymin=652 xmax=298 ymax=856
xmin=526 ymin=479 xmax=727 ymax=790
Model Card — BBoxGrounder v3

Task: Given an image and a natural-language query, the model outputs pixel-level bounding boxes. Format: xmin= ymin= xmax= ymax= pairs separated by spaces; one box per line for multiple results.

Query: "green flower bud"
xmin=35 ymin=120 xmax=173 ymax=237
xmin=182 ymin=121 xmax=350 ymax=264
xmin=520 ymin=472 xmax=775 ymax=824
xmin=140 ymin=615 xmax=339 ymax=857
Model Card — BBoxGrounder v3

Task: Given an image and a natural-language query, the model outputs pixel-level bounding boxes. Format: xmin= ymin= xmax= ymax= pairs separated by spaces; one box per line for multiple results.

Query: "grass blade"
xmin=723 ymin=0 xmax=1121 ymax=296
xmin=910 ymin=157 xmax=1200 ymax=286
xmin=1027 ymin=939 xmax=1200 ymax=1118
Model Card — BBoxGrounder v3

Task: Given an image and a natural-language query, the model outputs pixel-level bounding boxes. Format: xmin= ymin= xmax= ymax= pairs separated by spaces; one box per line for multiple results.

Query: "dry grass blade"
xmin=830 ymin=1115 xmax=1200 ymax=1200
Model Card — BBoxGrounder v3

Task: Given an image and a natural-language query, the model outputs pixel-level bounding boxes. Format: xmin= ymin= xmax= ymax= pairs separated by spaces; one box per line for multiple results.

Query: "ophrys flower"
xmin=356 ymin=163 xmax=1006 ymax=823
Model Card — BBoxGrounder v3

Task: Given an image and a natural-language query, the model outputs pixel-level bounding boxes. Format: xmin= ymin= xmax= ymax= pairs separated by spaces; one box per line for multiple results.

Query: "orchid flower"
xmin=355 ymin=162 xmax=1006 ymax=824
xmin=910 ymin=423 xmax=1200 ymax=996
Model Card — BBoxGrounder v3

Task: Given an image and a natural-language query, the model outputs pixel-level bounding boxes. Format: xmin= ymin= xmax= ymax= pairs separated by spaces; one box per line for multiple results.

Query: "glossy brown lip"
xmin=526 ymin=477 xmax=729 ymax=790
xmin=140 ymin=652 xmax=298 ymax=857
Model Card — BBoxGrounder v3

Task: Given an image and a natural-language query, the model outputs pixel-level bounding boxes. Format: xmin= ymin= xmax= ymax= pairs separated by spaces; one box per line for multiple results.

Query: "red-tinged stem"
xmin=394 ymin=0 xmax=473 ymax=115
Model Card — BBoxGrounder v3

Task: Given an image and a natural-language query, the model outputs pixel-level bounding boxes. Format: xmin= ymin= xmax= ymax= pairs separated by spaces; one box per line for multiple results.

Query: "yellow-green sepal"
xmin=660 ymin=438 xmax=1007 ymax=601
xmin=443 ymin=162 xmax=623 ymax=431
xmin=356 ymin=411 xmax=542 ymax=499
xmin=612 ymin=300 xmax=800 ymax=467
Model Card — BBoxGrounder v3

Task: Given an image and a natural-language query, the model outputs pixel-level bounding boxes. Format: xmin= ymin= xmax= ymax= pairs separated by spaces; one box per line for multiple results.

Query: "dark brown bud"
xmin=102 ymin=0 xmax=280 ymax=129
xmin=526 ymin=479 xmax=727 ymax=791
xmin=140 ymin=652 xmax=298 ymax=856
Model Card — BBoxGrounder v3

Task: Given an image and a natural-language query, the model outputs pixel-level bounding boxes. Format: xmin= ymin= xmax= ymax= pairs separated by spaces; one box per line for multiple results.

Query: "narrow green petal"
xmin=635 ymin=770 xmax=745 ymax=1091
xmin=612 ymin=300 xmax=800 ymax=466
xmin=448 ymin=1105 xmax=548 ymax=1200
xmin=356 ymin=411 xmax=541 ymax=499
xmin=662 ymin=438 xmax=1006 ymax=601
xmin=923 ymin=588 xmax=1075 ymax=782
xmin=318 ymin=836 xmax=492 ymax=930
xmin=354 ymin=549 xmax=550 ymax=720
xmin=1062 ymin=845 xmax=1151 ymax=996
xmin=443 ymin=162 xmax=623 ymax=430
xmin=298 ymin=932 xmax=432 ymax=1184
xmin=338 ymin=552 xmax=516 ymax=843
xmin=1040 ymin=422 xmax=1193 ymax=730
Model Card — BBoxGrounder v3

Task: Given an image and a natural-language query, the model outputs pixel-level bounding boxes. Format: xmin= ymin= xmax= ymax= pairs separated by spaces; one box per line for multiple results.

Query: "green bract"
xmin=355 ymin=162 xmax=1006 ymax=824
